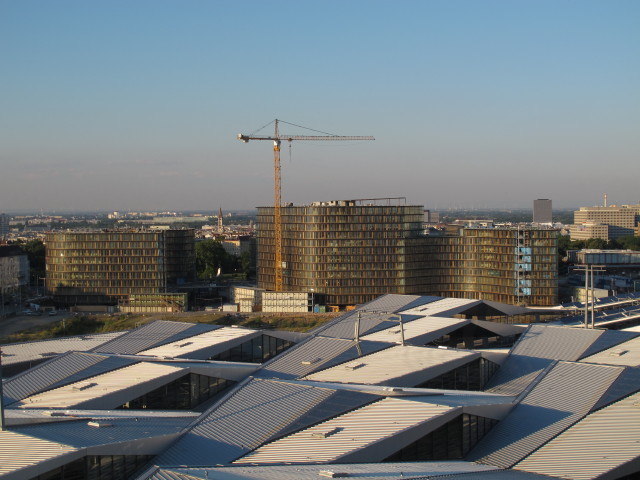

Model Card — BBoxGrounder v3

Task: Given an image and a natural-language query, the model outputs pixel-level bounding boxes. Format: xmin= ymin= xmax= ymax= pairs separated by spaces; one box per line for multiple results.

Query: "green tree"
xmin=17 ymin=239 xmax=46 ymax=279
xmin=240 ymin=250 xmax=253 ymax=279
xmin=618 ymin=235 xmax=640 ymax=251
xmin=195 ymin=239 xmax=239 ymax=279
xmin=584 ymin=238 xmax=608 ymax=249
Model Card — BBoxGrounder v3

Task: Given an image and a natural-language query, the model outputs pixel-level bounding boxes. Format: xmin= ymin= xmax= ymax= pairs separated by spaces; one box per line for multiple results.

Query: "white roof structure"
xmin=1 ymin=294 xmax=640 ymax=480
xmin=303 ymin=344 xmax=479 ymax=386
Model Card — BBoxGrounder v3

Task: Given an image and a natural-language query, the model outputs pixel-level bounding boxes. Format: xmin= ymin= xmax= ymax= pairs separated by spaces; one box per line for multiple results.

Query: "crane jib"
xmin=237 ymin=134 xmax=374 ymax=142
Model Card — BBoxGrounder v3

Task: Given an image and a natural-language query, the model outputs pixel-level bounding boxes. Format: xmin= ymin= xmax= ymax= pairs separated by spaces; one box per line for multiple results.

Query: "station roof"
xmin=2 ymin=294 xmax=640 ymax=480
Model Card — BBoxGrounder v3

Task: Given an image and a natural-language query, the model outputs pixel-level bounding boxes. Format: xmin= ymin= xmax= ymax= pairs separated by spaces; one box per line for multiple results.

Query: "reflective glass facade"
xmin=257 ymin=202 xmax=428 ymax=307
xmin=45 ymin=230 xmax=195 ymax=305
xmin=31 ymin=454 xmax=154 ymax=480
xmin=384 ymin=413 xmax=497 ymax=461
xmin=119 ymin=373 xmax=232 ymax=410
xmin=423 ymin=227 xmax=558 ymax=306
xmin=257 ymin=202 xmax=558 ymax=307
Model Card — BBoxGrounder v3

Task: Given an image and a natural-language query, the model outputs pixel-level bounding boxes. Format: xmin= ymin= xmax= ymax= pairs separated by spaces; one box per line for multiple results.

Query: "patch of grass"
xmin=0 ymin=312 xmax=339 ymax=344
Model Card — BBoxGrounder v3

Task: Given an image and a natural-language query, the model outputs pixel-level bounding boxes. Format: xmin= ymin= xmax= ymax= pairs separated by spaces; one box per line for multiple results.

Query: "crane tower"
xmin=238 ymin=119 xmax=374 ymax=292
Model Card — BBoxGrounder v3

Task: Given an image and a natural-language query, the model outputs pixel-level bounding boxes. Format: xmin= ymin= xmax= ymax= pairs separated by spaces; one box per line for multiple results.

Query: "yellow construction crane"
xmin=238 ymin=119 xmax=374 ymax=292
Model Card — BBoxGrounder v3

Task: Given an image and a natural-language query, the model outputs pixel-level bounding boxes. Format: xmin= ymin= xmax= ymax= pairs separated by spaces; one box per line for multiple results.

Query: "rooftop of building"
xmin=2 ymin=294 xmax=640 ymax=479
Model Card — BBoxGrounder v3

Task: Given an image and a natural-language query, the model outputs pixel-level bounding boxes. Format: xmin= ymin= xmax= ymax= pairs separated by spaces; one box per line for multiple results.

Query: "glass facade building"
xmin=257 ymin=201 xmax=558 ymax=308
xmin=257 ymin=200 xmax=428 ymax=307
xmin=423 ymin=227 xmax=558 ymax=306
xmin=45 ymin=229 xmax=195 ymax=306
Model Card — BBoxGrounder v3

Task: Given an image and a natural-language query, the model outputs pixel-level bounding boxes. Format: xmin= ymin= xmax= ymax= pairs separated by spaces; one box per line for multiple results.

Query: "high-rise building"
xmin=0 ymin=213 xmax=9 ymax=240
xmin=423 ymin=226 xmax=558 ymax=306
xmin=569 ymin=204 xmax=640 ymax=240
xmin=533 ymin=199 xmax=552 ymax=224
xmin=256 ymin=199 xmax=558 ymax=308
xmin=256 ymin=199 xmax=428 ymax=307
xmin=45 ymin=229 xmax=196 ymax=306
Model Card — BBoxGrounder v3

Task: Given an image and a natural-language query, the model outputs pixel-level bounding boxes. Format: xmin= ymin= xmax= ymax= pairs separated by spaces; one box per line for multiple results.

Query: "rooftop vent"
xmin=73 ymin=382 xmax=98 ymax=391
xmin=383 ymin=387 xmax=403 ymax=393
xmin=301 ymin=357 xmax=322 ymax=366
xmin=609 ymin=349 xmax=629 ymax=357
xmin=87 ymin=421 xmax=113 ymax=428
xmin=344 ymin=362 xmax=366 ymax=370
xmin=311 ymin=427 xmax=342 ymax=439
xmin=178 ymin=342 xmax=193 ymax=348
xmin=319 ymin=471 xmax=349 ymax=478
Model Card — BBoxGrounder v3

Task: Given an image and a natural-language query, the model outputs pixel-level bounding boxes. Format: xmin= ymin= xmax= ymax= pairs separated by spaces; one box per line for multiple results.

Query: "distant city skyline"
xmin=1 ymin=1 xmax=638 ymax=212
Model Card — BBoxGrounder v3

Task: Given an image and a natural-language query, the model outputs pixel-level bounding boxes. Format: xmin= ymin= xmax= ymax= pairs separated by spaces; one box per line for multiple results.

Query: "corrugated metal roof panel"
xmin=154 ymin=378 xmax=339 ymax=466
xmin=3 ymin=352 xmax=136 ymax=404
xmin=314 ymin=310 xmax=409 ymax=340
xmin=144 ymin=461 xmax=500 ymax=480
xmin=256 ymin=337 xmax=390 ymax=380
xmin=485 ymin=355 xmax=554 ymax=396
xmin=0 ymin=331 xmax=126 ymax=367
xmin=234 ymin=396 xmax=455 ymax=465
xmin=13 ymin=416 xmax=190 ymax=449
xmin=578 ymin=329 xmax=638 ymax=359
xmin=17 ymin=362 xmax=184 ymax=409
xmin=470 ymin=319 xmax=527 ymax=337
xmin=361 ymin=316 xmax=468 ymax=345
xmin=358 ymin=294 xmax=441 ymax=313
xmin=304 ymin=345 xmax=478 ymax=387
xmin=510 ymin=325 xmax=603 ymax=361
xmin=429 ymin=471 xmax=560 ymax=479
xmin=0 ymin=430 xmax=77 ymax=477
xmin=137 ymin=327 xmax=259 ymax=359
xmin=271 ymin=388 xmax=380 ymax=440
xmin=93 ymin=320 xmax=200 ymax=354
xmin=470 ymin=361 xmax=624 ymax=468
xmin=580 ymin=335 xmax=640 ymax=367
xmin=516 ymin=390 xmax=640 ymax=479
xmin=400 ymin=298 xmax=479 ymax=317
xmin=590 ymin=366 xmax=640 ymax=412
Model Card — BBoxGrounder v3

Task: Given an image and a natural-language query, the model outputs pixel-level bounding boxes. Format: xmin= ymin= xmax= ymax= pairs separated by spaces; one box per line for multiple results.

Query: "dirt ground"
xmin=0 ymin=312 xmax=70 ymax=338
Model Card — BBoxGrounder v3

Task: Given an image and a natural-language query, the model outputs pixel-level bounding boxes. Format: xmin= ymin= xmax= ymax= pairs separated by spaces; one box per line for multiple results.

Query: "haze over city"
xmin=1 ymin=0 xmax=638 ymax=212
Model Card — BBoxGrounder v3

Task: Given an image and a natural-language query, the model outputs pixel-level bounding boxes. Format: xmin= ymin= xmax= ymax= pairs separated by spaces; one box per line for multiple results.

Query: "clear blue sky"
xmin=1 ymin=0 xmax=638 ymax=213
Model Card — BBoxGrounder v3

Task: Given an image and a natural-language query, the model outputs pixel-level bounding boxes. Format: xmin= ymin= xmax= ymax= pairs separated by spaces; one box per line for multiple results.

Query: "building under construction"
xmin=423 ymin=226 xmax=558 ymax=306
xmin=45 ymin=229 xmax=195 ymax=306
xmin=257 ymin=198 xmax=428 ymax=307
xmin=257 ymin=200 xmax=558 ymax=308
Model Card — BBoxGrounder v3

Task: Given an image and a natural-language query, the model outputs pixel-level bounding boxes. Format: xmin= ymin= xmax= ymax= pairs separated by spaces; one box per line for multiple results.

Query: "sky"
xmin=1 ymin=0 xmax=639 ymax=213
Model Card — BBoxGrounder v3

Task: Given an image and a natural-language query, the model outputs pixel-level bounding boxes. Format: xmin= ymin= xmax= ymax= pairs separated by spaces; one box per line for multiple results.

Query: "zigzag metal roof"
xmin=3 ymin=352 xmax=136 ymax=405
xmin=470 ymin=361 xmax=624 ymax=468
xmin=303 ymin=344 xmax=479 ymax=387
xmin=255 ymin=336 xmax=392 ymax=380
xmin=361 ymin=315 xmax=468 ymax=344
xmin=233 ymin=396 xmax=460 ymax=465
xmin=516 ymin=389 xmax=640 ymax=479
xmin=93 ymin=321 xmax=219 ymax=355
xmin=137 ymin=326 xmax=259 ymax=359
xmin=0 ymin=430 xmax=78 ymax=479
xmin=16 ymin=362 xmax=185 ymax=410
xmin=510 ymin=324 xmax=605 ymax=361
xmin=144 ymin=461 xmax=502 ymax=480
xmin=154 ymin=378 xmax=379 ymax=466
xmin=0 ymin=331 xmax=126 ymax=367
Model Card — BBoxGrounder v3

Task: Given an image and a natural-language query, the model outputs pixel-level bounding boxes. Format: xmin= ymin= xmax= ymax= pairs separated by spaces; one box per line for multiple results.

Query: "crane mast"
xmin=238 ymin=119 xmax=374 ymax=292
